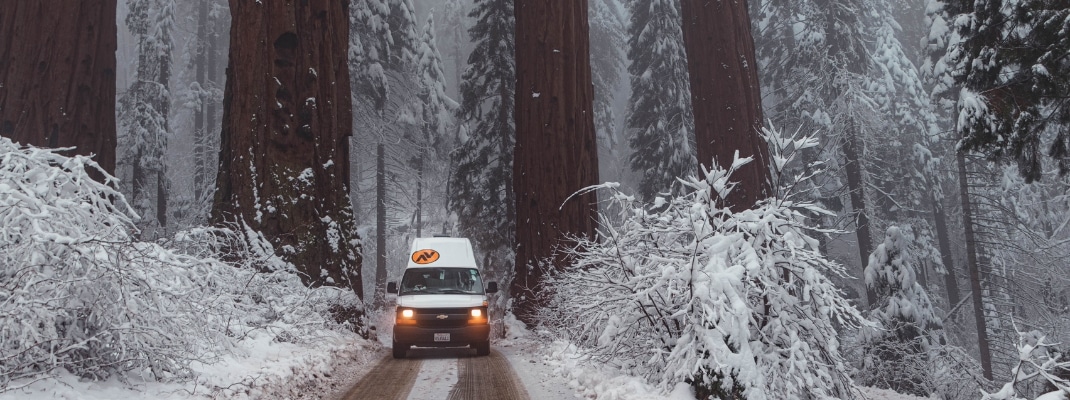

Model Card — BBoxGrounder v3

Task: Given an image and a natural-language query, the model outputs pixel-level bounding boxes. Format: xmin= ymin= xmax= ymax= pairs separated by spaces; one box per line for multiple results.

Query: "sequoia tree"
xmin=0 ymin=1 xmax=117 ymax=181
xmin=679 ymin=0 xmax=770 ymax=210
xmin=212 ymin=0 xmax=362 ymax=296
xmin=512 ymin=0 xmax=600 ymax=325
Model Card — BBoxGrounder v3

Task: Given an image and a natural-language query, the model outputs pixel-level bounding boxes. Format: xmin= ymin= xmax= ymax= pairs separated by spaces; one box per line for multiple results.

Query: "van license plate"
xmin=434 ymin=333 xmax=450 ymax=342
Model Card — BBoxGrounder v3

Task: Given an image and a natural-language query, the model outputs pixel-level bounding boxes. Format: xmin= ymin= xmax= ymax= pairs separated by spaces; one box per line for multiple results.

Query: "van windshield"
xmin=399 ymin=268 xmax=485 ymax=295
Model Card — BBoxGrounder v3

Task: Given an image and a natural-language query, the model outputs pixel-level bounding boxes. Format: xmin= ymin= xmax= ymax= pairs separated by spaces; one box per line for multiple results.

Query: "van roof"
xmin=406 ymin=237 xmax=479 ymax=269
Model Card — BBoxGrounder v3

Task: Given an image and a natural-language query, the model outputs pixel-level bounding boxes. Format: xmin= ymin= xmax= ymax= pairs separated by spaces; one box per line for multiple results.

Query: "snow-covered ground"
xmin=0 ymin=332 xmax=378 ymax=400
xmin=0 ymin=320 xmax=949 ymax=400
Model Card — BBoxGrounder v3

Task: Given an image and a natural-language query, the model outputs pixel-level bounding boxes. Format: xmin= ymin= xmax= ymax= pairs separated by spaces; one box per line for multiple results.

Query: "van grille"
xmin=414 ymin=308 xmax=469 ymax=329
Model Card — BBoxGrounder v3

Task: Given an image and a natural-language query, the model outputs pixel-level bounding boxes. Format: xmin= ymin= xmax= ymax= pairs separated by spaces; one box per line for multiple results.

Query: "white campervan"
xmin=386 ymin=236 xmax=498 ymax=358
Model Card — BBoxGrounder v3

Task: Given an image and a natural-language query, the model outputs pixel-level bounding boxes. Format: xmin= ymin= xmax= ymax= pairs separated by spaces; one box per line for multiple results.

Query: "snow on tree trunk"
xmin=212 ymin=0 xmax=363 ymax=299
xmin=0 ymin=0 xmax=118 ymax=182
xmin=512 ymin=0 xmax=600 ymax=326
xmin=679 ymin=0 xmax=770 ymax=212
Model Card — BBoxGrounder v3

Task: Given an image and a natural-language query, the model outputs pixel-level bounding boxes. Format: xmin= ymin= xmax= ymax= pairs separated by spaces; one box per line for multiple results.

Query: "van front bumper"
xmin=393 ymin=324 xmax=490 ymax=347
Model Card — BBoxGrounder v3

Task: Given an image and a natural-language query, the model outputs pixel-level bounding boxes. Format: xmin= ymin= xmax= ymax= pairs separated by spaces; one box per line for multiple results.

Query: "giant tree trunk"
xmin=512 ymin=0 xmax=600 ymax=326
xmin=0 ymin=1 xmax=117 ymax=180
xmin=679 ymin=0 xmax=770 ymax=211
xmin=212 ymin=0 xmax=362 ymax=297
xmin=958 ymin=149 xmax=993 ymax=380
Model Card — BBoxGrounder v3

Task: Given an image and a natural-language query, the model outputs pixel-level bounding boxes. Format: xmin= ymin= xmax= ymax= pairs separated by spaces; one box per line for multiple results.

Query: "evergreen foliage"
xmin=859 ymin=226 xmax=945 ymax=397
xmin=948 ymin=1 xmax=1070 ymax=182
xmin=118 ymin=0 xmax=174 ymax=238
xmin=447 ymin=0 xmax=516 ymax=272
xmin=589 ymin=0 xmax=626 ymax=146
xmin=624 ymin=0 xmax=696 ymax=201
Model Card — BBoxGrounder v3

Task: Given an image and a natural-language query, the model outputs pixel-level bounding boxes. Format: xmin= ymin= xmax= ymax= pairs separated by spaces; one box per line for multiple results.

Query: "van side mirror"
xmin=387 ymin=282 xmax=398 ymax=294
xmin=486 ymin=282 xmax=498 ymax=294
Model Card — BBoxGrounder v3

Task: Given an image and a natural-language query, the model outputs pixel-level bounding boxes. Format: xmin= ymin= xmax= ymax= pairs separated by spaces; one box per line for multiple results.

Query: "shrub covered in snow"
xmin=857 ymin=226 xmax=946 ymax=397
xmin=541 ymin=127 xmax=867 ymax=399
xmin=983 ymin=329 xmax=1070 ymax=400
xmin=0 ymin=138 xmax=360 ymax=391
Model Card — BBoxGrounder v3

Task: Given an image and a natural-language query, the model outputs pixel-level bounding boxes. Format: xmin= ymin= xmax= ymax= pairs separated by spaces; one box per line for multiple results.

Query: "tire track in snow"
xmin=447 ymin=349 xmax=530 ymax=400
xmin=341 ymin=355 xmax=421 ymax=399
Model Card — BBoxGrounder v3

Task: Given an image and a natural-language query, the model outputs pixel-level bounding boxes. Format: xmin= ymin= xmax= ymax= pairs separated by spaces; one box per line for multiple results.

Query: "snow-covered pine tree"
xmin=448 ymin=0 xmax=515 ymax=277
xmin=589 ymin=0 xmax=625 ymax=147
xmin=949 ymin=1 xmax=1070 ymax=183
xmin=410 ymin=12 xmax=458 ymax=236
xmin=624 ymin=0 xmax=696 ymax=201
xmin=860 ymin=226 xmax=945 ymax=397
xmin=438 ymin=0 xmax=467 ymax=98
xmin=349 ymin=0 xmax=421 ymax=308
xmin=119 ymin=0 xmax=174 ymax=239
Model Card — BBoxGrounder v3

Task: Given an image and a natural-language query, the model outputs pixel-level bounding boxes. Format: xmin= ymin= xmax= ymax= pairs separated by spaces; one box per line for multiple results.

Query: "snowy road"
xmin=341 ymin=347 xmax=530 ymax=400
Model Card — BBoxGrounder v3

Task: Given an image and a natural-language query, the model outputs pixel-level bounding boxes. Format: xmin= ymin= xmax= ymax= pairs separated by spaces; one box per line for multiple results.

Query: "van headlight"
xmin=470 ymin=309 xmax=482 ymax=318
xmin=397 ymin=308 xmax=417 ymax=325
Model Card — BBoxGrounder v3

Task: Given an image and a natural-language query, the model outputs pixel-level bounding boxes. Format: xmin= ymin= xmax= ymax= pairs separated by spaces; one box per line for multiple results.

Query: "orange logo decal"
xmin=412 ymin=249 xmax=440 ymax=264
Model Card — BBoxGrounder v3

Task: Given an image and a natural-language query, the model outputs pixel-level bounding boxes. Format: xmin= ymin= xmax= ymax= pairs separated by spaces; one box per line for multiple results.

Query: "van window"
xmin=400 ymin=268 xmax=485 ymax=295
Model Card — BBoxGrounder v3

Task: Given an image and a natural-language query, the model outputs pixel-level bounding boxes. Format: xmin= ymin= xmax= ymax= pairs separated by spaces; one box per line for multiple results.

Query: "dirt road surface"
xmin=341 ymin=347 xmax=530 ymax=400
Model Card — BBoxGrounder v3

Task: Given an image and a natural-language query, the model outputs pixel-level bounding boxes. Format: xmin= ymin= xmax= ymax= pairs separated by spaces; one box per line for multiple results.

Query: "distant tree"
xmin=439 ymin=0 xmax=467 ymax=94
xmin=119 ymin=0 xmax=174 ymax=239
xmin=212 ymin=0 xmax=363 ymax=298
xmin=448 ymin=0 xmax=516 ymax=277
xmin=349 ymin=0 xmax=420 ymax=308
xmin=679 ymin=0 xmax=770 ymax=211
xmin=188 ymin=0 xmax=227 ymax=222
xmin=512 ymin=0 xmax=600 ymax=326
xmin=625 ymin=0 xmax=696 ymax=201
xmin=411 ymin=13 xmax=458 ymax=237
xmin=0 ymin=0 xmax=118 ymax=182
xmin=860 ymin=226 xmax=945 ymax=397
xmin=588 ymin=0 xmax=626 ymax=146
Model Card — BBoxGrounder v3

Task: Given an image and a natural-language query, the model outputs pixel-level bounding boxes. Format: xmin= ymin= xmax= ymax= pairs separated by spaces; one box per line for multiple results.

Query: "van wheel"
xmin=392 ymin=340 xmax=408 ymax=359
xmin=475 ymin=341 xmax=490 ymax=356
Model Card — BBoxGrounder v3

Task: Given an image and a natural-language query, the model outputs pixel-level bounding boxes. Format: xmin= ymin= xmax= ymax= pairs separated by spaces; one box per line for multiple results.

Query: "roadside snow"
xmin=0 ymin=333 xmax=377 ymax=400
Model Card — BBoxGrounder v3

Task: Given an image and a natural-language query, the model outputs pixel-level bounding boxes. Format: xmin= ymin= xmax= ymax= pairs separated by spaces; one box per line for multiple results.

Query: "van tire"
xmin=474 ymin=341 xmax=490 ymax=356
xmin=392 ymin=341 xmax=408 ymax=359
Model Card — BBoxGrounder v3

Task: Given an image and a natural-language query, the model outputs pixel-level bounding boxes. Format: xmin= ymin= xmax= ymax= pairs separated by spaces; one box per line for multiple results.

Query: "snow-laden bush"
xmin=856 ymin=226 xmax=946 ymax=397
xmin=541 ymin=127 xmax=867 ymax=399
xmin=0 ymin=138 xmax=360 ymax=391
xmin=983 ymin=329 xmax=1070 ymax=400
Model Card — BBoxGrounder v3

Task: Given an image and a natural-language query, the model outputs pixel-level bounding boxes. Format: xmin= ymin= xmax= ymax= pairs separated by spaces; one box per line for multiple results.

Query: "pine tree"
xmin=624 ymin=0 xmax=696 ymax=201
xmin=119 ymin=0 xmax=174 ymax=239
xmin=0 ymin=0 xmax=118 ymax=182
xmin=448 ymin=0 xmax=516 ymax=275
xmin=439 ymin=0 xmax=467 ymax=97
xmin=951 ymin=1 xmax=1070 ymax=183
xmin=589 ymin=0 xmax=626 ymax=146
xmin=861 ymin=226 xmax=945 ymax=397
xmin=349 ymin=0 xmax=420 ymax=308
xmin=411 ymin=12 xmax=458 ymax=236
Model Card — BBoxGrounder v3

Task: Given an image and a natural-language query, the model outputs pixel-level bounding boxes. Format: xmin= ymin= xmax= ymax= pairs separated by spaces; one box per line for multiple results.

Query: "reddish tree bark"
xmin=511 ymin=0 xmax=600 ymax=326
xmin=679 ymin=0 xmax=770 ymax=211
xmin=212 ymin=0 xmax=362 ymax=297
xmin=0 ymin=1 xmax=117 ymax=180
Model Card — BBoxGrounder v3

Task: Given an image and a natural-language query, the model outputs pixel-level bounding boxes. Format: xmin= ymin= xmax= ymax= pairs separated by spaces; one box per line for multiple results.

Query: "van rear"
xmin=387 ymin=237 xmax=497 ymax=358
